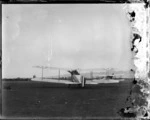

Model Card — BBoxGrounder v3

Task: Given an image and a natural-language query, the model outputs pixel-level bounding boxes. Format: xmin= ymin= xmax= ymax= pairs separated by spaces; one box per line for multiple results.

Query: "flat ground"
xmin=2 ymin=80 xmax=133 ymax=118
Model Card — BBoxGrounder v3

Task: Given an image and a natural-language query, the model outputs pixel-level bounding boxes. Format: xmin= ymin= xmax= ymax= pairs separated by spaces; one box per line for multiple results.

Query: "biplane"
xmin=31 ymin=66 xmax=120 ymax=88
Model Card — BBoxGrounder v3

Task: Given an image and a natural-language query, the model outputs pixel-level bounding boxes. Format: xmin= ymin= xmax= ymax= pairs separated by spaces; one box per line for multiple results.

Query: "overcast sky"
xmin=2 ymin=4 xmax=133 ymax=78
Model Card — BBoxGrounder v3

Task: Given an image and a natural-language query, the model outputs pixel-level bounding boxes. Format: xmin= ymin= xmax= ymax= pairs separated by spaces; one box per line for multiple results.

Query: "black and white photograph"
xmin=1 ymin=3 xmax=150 ymax=119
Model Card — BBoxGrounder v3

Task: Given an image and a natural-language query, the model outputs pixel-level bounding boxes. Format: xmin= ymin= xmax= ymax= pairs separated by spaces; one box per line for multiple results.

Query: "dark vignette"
xmin=0 ymin=0 xmax=150 ymax=119
xmin=0 ymin=3 xmax=2 ymax=117
xmin=0 ymin=0 xmax=147 ymax=4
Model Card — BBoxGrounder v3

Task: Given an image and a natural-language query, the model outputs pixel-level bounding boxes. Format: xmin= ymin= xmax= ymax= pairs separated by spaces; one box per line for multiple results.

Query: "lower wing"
xmin=31 ymin=78 xmax=122 ymax=85
xmin=31 ymin=78 xmax=79 ymax=84
xmin=86 ymin=79 xmax=121 ymax=84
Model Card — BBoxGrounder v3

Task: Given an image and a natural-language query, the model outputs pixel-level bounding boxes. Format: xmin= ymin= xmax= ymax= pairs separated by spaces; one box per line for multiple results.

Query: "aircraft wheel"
xmin=68 ymin=84 xmax=71 ymax=88
xmin=78 ymin=84 xmax=81 ymax=88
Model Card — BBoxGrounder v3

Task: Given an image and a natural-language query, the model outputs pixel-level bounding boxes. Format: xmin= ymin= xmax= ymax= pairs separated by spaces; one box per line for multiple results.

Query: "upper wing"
xmin=33 ymin=66 xmax=76 ymax=71
xmin=33 ymin=65 xmax=107 ymax=71
xmin=31 ymin=78 xmax=79 ymax=84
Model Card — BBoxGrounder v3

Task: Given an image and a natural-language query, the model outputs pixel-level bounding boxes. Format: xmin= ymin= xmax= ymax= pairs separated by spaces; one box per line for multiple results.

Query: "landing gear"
xmin=68 ymin=84 xmax=71 ymax=88
xmin=78 ymin=84 xmax=81 ymax=88
xmin=68 ymin=84 xmax=85 ymax=88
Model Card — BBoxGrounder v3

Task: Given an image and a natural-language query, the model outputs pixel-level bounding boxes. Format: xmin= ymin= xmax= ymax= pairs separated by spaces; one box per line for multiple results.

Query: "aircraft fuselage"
xmin=68 ymin=70 xmax=86 ymax=87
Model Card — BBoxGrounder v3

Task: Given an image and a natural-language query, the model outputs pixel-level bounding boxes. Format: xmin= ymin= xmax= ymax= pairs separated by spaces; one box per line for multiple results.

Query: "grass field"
xmin=2 ymin=80 xmax=133 ymax=118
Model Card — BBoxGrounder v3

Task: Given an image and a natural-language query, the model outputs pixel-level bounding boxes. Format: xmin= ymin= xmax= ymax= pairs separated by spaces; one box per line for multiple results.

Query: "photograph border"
xmin=0 ymin=0 xmax=150 ymax=119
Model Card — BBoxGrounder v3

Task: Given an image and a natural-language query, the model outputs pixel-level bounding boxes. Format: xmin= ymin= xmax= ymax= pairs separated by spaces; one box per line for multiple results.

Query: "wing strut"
xmin=58 ymin=69 xmax=60 ymax=80
xmin=42 ymin=67 xmax=44 ymax=80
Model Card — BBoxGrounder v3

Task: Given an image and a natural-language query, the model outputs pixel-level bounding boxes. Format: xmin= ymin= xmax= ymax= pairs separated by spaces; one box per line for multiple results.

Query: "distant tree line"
xmin=3 ymin=78 xmax=31 ymax=81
